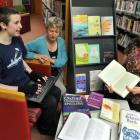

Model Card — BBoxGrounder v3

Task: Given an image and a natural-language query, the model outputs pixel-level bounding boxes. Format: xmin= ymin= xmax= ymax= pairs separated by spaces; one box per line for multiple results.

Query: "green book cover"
xmin=75 ymin=43 xmax=88 ymax=65
xmin=88 ymin=44 xmax=100 ymax=64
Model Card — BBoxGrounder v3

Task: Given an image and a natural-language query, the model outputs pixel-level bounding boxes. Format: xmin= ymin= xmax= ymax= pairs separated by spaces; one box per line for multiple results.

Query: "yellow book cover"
xmin=100 ymin=98 xmax=120 ymax=123
xmin=88 ymin=16 xmax=101 ymax=36
xmin=75 ymin=43 xmax=88 ymax=65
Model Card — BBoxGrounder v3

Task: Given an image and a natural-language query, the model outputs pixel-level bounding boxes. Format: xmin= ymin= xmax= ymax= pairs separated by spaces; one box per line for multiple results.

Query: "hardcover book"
xmin=72 ymin=15 xmax=88 ymax=37
xmin=87 ymin=92 xmax=104 ymax=109
xmin=88 ymin=16 xmax=101 ymax=36
xmin=100 ymin=98 xmax=120 ymax=124
xmin=89 ymin=70 xmax=103 ymax=91
xmin=58 ymin=112 xmax=111 ymax=140
xmin=63 ymin=94 xmax=90 ymax=121
xmin=88 ymin=44 xmax=100 ymax=64
xmin=75 ymin=43 xmax=88 ymax=65
xmin=101 ymin=16 xmax=114 ymax=35
xmin=98 ymin=60 xmax=140 ymax=98
xmin=75 ymin=73 xmax=86 ymax=93
xmin=102 ymin=44 xmax=114 ymax=63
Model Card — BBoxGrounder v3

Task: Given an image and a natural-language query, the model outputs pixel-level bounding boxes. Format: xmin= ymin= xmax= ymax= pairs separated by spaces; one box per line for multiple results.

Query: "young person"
xmin=25 ymin=16 xmax=67 ymax=96
xmin=106 ymin=38 xmax=140 ymax=111
xmin=0 ymin=7 xmax=61 ymax=136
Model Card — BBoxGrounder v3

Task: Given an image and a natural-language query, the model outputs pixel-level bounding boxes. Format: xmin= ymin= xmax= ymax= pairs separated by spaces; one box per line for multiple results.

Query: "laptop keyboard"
xmin=27 ymin=76 xmax=56 ymax=103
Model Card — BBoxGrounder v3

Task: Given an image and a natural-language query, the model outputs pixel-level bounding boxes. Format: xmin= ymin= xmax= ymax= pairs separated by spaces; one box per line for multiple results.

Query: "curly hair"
xmin=45 ymin=16 xmax=63 ymax=31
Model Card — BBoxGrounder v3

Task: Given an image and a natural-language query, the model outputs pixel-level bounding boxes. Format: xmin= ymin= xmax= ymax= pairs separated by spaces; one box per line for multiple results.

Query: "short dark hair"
xmin=0 ymin=7 xmax=19 ymax=31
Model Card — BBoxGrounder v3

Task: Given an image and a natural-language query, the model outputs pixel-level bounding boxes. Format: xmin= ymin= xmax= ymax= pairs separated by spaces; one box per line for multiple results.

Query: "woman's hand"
xmin=35 ymin=54 xmax=49 ymax=63
xmin=105 ymin=84 xmax=114 ymax=93
xmin=126 ymin=86 xmax=140 ymax=95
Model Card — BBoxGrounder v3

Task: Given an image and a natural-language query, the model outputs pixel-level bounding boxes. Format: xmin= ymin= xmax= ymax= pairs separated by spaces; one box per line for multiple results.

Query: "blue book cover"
xmin=72 ymin=15 xmax=88 ymax=37
xmin=63 ymin=94 xmax=90 ymax=121
xmin=75 ymin=73 xmax=86 ymax=93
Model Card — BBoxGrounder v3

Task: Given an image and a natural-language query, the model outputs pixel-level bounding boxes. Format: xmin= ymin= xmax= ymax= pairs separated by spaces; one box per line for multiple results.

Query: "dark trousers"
xmin=28 ymin=85 xmax=61 ymax=135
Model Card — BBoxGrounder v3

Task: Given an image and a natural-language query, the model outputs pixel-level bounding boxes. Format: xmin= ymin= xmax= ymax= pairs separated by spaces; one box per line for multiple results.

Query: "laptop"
xmin=26 ymin=69 xmax=62 ymax=103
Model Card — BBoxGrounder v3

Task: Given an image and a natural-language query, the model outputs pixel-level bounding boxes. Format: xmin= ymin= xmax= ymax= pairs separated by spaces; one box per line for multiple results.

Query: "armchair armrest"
xmin=0 ymin=88 xmax=31 ymax=140
xmin=25 ymin=59 xmax=51 ymax=76
xmin=0 ymin=88 xmax=42 ymax=128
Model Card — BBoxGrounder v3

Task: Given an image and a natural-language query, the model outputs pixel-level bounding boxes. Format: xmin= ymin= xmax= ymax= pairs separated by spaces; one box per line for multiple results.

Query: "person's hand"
xmin=126 ymin=86 xmax=140 ymax=95
xmin=105 ymin=84 xmax=114 ymax=93
xmin=29 ymin=71 xmax=48 ymax=83
xmin=18 ymin=81 xmax=42 ymax=95
xmin=35 ymin=54 xmax=49 ymax=63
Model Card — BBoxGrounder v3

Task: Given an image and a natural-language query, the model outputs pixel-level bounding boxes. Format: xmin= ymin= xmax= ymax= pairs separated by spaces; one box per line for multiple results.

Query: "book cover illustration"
xmin=63 ymin=94 xmax=90 ymax=121
xmin=89 ymin=70 xmax=103 ymax=91
xmin=120 ymin=110 xmax=140 ymax=127
xmin=88 ymin=44 xmax=100 ymax=64
xmin=72 ymin=15 xmax=88 ymax=37
xmin=75 ymin=43 xmax=88 ymax=65
xmin=100 ymin=98 xmax=120 ymax=123
xmin=102 ymin=44 xmax=115 ymax=63
xmin=119 ymin=123 xmax=140 ymax=140
xmin=88 ymin=16 xmax=101 ymax=36
xmin=75 ymin=73 xmax=86 ymax=93
xmin=101 ymin=16 xmax=114 ymax=35
xmin=87 ymin=91 xmax=104 ymax=109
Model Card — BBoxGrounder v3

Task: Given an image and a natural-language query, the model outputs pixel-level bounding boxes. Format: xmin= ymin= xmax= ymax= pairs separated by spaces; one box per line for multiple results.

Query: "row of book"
xmin=63 ymin=93 xmax=104 ymax=121
xmin=72 ymin=15 xmax=114 ymax=37
xmin=75 ymin=43 xmax=114 ymax=66
xmin=116 ymin=15 xmax=140 ymax=35
xmin=42 ymin=0 xmax=64 ymax=23
xmin=116 ymin=0 xmax=140 ymax=15
xmin=60 ymin=93 xmax=140 ymax=140
xmin=75 ymin=71 xmax=103 ymax=93
xmin=117 ymin=33 xmax=132 ymax=48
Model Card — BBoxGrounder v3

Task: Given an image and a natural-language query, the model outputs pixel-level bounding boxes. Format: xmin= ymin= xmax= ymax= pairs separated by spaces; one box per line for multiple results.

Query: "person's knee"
xmin=41 ymin=95 xmax=57 ymax=109
xmin=51 ymin=86 xmax=61 ymax=101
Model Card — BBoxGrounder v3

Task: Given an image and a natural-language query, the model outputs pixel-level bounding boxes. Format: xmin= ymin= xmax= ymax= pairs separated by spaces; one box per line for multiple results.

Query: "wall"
xmin=13 ymin=0 xmax=22 ymax=5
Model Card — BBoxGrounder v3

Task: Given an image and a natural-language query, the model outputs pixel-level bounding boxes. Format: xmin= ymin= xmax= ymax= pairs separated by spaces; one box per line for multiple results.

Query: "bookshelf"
xmin=116 ymin=0 xmax=140 ymax=51
xmin=67 ymin=0 xmax=117 ymax=94
xmin=42 ymin=0 xmax=66 ymax=24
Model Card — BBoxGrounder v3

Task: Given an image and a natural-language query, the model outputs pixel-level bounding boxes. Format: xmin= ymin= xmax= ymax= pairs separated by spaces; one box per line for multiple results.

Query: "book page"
xmin=98 ymin=60 xmax=126 ymax=85
xmin=83 ymin=118 xmax=111 ymax=140
xmin=58 ymin=112 xmax=89 ymax=140
xmin=113 ymin=72 xmax=140 ymax=98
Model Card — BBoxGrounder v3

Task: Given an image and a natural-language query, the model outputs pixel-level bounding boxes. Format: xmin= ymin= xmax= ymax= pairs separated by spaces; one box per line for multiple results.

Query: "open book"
xmin=98 ymin=60 xmax=140 ymax=98
xmin=58 ymin=112 xmax=111 ymax=140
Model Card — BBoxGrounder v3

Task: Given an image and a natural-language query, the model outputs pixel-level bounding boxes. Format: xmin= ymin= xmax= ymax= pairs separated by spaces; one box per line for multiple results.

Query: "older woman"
xmin=25 ymin=16 xmax=67 ymax=96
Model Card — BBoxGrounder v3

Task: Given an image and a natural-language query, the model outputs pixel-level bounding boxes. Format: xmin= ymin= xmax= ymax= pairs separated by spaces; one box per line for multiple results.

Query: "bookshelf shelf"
xmin=67 ymin=0 xmax=117 ymax=94
xmin=116 ymin=11 xmax=140 ymax=19
xmin=73 ymin=35 xmax=116 ymax=39
xmin=116 ymin=0 xmax=140 ymax=51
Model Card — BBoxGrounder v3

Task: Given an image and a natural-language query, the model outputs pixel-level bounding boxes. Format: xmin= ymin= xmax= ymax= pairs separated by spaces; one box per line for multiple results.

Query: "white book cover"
xmin=119 ymin=123 xmax=140 ymax=140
